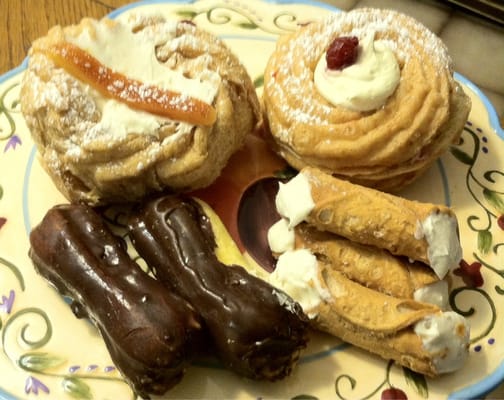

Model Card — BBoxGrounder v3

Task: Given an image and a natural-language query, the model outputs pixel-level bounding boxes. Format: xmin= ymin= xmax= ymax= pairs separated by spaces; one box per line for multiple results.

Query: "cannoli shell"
xmin=295 ymin=224 xmax=439 ymax=299
xmin=302 ymin=166 xmax=455 ymax=264
xmin=312 ymin=261 xmax=442 ymax=376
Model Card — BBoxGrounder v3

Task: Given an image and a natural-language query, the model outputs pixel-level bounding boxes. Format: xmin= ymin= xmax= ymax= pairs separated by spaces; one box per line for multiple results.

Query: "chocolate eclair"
xmin=128 ymin=195 xmax=309 ymax=381
xmin=29 ymin=204 xmax=205 ymax=398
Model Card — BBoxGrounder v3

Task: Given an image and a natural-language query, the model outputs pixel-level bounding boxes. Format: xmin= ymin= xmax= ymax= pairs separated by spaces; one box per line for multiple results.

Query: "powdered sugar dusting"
xmin=265 ymin=8 xmax=453 ymax=137
xmin=307 ymin=9 xmax=451 ymax=69
xmin=24 ymin=15 xmax=223 ymax=148
xmin=20 ymin=15 xmax=227 ymax=202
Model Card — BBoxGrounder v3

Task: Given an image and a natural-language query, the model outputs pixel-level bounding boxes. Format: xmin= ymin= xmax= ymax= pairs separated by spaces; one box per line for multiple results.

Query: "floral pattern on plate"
xmin=1 ymin=1 xmax=503 ymax=399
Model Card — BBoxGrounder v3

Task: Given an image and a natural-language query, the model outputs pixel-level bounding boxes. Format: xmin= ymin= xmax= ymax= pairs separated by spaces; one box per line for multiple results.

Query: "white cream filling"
xmin=68 ymin=19 xmax=219 ymax=103
xmin=414 ymin=311 xmax=470 ymax=374
xmin=417 ymin=212 xmax=463 ymax=279
xmin=92 ymin=100 xmax=163 ymax=137
xmin=64 ymin=18 xmax=220 ymax=138
xmin=314 ymin=31 xmax=400 ymax=112
xmin=413 ymin=280 xmax=449 ymax=310
xmin=275 ymin=173 xmax=315 ymax=228
xmin=267 ymin=218 xmax=295 ymax=254
xmin=269 ymin=249 xmax=329 ymax=318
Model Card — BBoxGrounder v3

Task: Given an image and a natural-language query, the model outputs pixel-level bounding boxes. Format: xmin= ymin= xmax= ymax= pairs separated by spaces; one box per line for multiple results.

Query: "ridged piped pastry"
xmin=263 ymin=8 xmax=471 ymax=191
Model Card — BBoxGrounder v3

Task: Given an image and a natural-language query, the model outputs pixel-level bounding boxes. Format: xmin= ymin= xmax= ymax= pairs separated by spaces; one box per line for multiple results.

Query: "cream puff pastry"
xmin=21 ymin=14 xmax=260 ymax=205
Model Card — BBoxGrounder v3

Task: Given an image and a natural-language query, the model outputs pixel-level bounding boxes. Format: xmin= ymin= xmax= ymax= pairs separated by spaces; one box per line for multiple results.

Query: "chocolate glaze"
xmin=29 ymin=204 xmax=205 ymax=398
xmin=128 ymin=195 xmax=309 ymax=381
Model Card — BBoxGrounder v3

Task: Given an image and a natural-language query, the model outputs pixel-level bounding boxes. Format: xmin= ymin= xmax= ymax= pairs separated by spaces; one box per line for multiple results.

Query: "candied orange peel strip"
xmin=44 ymin=42 xmax=217 ymax=126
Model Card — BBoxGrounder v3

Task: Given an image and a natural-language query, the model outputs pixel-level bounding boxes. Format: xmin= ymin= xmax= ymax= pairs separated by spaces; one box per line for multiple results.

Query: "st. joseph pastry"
xmin=262 ymin=8 xmax=471 ymax=191
xmin=21 ymin=14 xmax=260 ymax=205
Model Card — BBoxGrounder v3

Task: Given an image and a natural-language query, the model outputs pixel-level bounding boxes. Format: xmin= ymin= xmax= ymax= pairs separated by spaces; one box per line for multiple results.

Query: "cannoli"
xmin=262 ymin=8 xmax=470 ymax=191
xmin=29 ymin=204 xmax=205 ymax=398
xmin=128 ymin=195 xmax=308 ymax=381
xmin=263 ymin=167 xmax=469 ymax=376
xmin=294 ymin=224 xmax=449 ymax=309
xmin=193 ymin=193 xmax=470 ymax=377
xmin=275 ymin=167 xmax=462 ymax=279
xmin=268 ymin=249 xmax=469 ymax=377
xmin=21 ymin=14 xmax=260 ymax=205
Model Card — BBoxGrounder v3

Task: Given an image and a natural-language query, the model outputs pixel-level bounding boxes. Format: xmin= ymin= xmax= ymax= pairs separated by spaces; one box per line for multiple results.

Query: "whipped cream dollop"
xmin=270 ymin=249 xmax=330 ymax=318
xmin=267 ymin=173 xmax=326 ymax=317
xmin=413 ymin=280 xmax=449 ymax=310
xmin=68 ymin=18 xmax=219 ymax=104
xmin=414 ymin=311 xmax=470 ymax=374
xmin=416 ymin=211 xmax=463 ymax=279
xmin=314 ymin=31 xmax=400 ymax=112
xmin=267 ymin=218 xmax=295 ymax=254
xmin=275 ymin=172 xmax=315 ymax=228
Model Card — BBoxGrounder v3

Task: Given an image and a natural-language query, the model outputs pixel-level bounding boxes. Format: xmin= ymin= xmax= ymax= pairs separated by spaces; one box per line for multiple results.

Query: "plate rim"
xmin=1 ymin=1 xmax=503 ymax=399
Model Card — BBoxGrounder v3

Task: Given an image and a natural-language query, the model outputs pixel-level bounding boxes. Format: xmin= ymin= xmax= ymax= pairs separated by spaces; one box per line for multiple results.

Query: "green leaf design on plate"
xmin=450 ymin=147 xmax=474 ymax=165
xmin=18 ymin=352 xmax=65 ymax=372
xmin=175 ymin=10 xmax=197 ymax=19
xmin=237 ymin=21 xmax=258 ymax=29
xmin=291 ymin=395 xmax=319 ymax=400
xmin=478 ymin=230 xmax=493 ymax=254
xmin=0 ymin=256 xmax=25 ymax=290
xmin=62 ymin=377 xmax=93 ymax=400
xmin=403 ymin=367 xmax=428 ymax=398
xmin=253 ymin=75 xmax=264 ymax=88
xmin=0 ymin=185 xmax=3 ymax=199
xmin=483 ymin=188 xmax=504 ymax=214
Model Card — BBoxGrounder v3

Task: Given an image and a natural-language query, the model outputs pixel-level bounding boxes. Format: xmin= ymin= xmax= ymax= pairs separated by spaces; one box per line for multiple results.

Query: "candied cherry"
xmin=326 ymin=36 xmax=359 ymax=70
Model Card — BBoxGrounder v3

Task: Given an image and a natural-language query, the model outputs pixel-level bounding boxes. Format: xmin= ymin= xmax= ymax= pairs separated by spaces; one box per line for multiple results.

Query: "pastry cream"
xmin=414 ymin=311 xmax=470 ymax=373
xmin=267 ymin=218 xmax=295 ymax=254
xmin=314 ymin=31 xmax=400 ymax=112
xmin=417 ymin=211 xmax=463 ymax=279
xmin=413 ymin=280 xmax=449 ymax=310
xmin=270 ymin=249 xmax=329 ymax=318
xmin=68 ymin=19 xmax=219 ymax=104
xmin=275 ymin=173 xmax=315 ymax=228
xmin=65 ymin=18 xmax=220 ymax=138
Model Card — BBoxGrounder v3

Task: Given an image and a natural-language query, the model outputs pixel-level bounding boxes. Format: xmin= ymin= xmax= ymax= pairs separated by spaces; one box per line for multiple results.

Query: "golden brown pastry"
xmin=21 ymin=14 xmax=260 ymax=205
xmin=275 ymin=167 xmax=463 ymax=279
xmin=308 ymin=267 xmax=469 ymax=377
xmin=264 ymin=168 xmax=470 ymax=377
xmin=263 ymin=8 xmax=471 ymax=191
xmin=293 ymin=223 xmax=441 ymax=300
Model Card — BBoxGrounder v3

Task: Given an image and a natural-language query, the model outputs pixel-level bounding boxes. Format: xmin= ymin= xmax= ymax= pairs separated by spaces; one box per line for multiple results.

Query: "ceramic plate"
xmin=1 ymin=1 xmax=503 ymax=399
